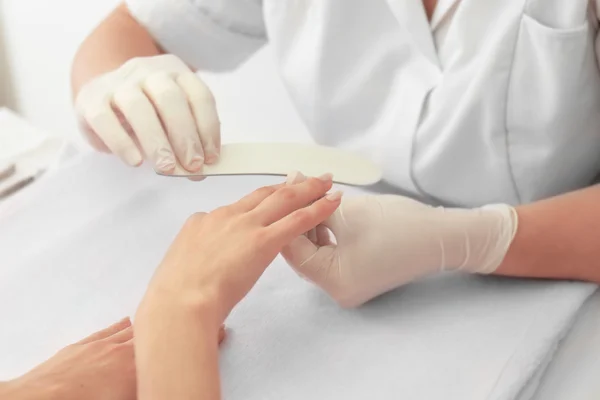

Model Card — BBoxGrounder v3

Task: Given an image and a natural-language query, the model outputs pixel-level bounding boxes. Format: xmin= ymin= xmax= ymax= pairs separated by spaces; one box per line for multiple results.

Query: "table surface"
xmin=1 ymin=107 xmax=599 ymax=399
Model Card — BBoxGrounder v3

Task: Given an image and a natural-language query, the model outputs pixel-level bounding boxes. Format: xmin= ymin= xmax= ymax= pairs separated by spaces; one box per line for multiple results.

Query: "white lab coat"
xmin=126 ymin=0 xmax=600 ymax=207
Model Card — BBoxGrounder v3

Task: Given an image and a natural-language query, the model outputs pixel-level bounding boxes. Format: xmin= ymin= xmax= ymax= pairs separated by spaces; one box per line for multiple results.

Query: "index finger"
xmin=267 ymin=190 xmax=343 ymax=245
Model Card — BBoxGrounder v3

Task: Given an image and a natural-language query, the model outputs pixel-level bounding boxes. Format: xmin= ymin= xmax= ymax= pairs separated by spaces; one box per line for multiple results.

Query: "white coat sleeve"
xmin=125 ymin=0 xmax=266 ymax=71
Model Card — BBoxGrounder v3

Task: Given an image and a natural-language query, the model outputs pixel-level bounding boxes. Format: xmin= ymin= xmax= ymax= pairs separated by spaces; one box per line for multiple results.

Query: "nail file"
xmin=154 ymin=143 xmax=383 ymax=186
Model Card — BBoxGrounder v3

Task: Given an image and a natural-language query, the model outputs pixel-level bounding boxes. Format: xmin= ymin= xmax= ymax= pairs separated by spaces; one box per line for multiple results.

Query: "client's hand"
xmin=134 ymin=174 xmax=342 ymax=400
xmin=2 ymin=318 xmax=136 ymax=400
xmin=141 ymin=174 xmax=342 ymax=325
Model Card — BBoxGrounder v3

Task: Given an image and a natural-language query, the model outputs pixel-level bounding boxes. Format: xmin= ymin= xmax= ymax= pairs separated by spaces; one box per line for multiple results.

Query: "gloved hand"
xmin=75 ymin=54 xmax=220 ymax=173
xmin=282 ymin=172 xmax=518 ymax=308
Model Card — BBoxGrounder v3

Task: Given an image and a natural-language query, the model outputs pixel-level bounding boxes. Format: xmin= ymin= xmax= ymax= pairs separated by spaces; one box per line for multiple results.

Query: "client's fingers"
xmin=252 ymin=175 xmax=334 ymax=225
xmin=218 ymin=325 xmax=226 ymax=344
xmin=268 ymin=190 xmax=343 ymax=244
xmin=231 ymin=183 xmax=284 ymax=213
xmin=76 ymin=317 xmax=131 ymax=345
xmin=105 ymin=325 xmax=134 ymax=344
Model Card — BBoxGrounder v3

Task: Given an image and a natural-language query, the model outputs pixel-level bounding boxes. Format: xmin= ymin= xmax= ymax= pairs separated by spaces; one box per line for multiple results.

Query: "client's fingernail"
xmin=318 ymin=173 xmax=333 ymax=183
xmin=286 ymin=171 xmax=305 ymax=185
xmin=325 ymin=191 xmax=343 ymax=201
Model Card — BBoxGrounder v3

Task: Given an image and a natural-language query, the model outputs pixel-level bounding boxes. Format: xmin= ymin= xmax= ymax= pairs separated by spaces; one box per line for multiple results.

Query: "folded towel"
xmin=0 ymin=153 xmax=595 ymax=399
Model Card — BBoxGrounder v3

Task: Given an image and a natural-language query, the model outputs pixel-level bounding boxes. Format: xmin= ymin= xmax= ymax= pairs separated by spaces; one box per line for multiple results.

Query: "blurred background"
xmin=0 ymin=0 xmax=311 ymax=147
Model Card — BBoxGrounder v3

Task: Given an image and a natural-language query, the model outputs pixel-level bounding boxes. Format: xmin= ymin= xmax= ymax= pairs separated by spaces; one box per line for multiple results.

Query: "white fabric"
xmin=530 ymin=291 xmax=600 ymax=400
xmin=126 ymin=0 xmax=600 ymax=208
xmin=125 ymin=0 xmax=266 ymax=71
xmin=0 ymin=152 xmax=595 ymax=399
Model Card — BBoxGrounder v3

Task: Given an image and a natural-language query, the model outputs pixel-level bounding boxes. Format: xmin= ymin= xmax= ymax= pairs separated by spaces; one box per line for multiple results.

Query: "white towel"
xmin=0 ymin=153 xmax=595 ymax=400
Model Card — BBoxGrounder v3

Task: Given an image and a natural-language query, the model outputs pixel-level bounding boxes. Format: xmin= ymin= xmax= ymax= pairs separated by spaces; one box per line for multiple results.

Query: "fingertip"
xmin=325 ymin=190 xmax=343 ymax=202
xmin=186 ymin=153 xmax=205 ymax=172
xmin=123 ymin=146 xmax=143 ymax=167
xmin=286 ymin=171 xmax=306 ymax=185
xmin=218 ymin=325 xmax=227 ymax=343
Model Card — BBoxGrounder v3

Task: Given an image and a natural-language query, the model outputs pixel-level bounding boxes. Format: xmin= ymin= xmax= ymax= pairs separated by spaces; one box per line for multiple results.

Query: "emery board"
xmin=154 ymin=143 xmax=382 ymax=186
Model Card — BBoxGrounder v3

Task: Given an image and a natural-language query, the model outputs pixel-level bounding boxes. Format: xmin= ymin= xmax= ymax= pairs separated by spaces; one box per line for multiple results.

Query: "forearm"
xmin=71 ymin=3 xmax=162 ymax=98
xmin=495 ymin=185 xmax=600 ymax=283
xmin=135 ymin=293 xmax=222 ymax=400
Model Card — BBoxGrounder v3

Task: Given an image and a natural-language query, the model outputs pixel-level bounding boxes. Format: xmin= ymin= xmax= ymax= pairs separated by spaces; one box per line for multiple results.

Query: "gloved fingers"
xmin=75 ymin=317 xmax=131 ymax=345
xmin=81 ymin=102 xmax=142 ymax=166
xmin=251 ymin=175 xmax=334 ymax=225
xmin=267 ymin=189 xmax=343 ymax=244
xmin=315 ymin=225 xmax=336 ymax=246
xmin=177 ymin=72 xmax=221 ymax=164
xmin=78 ymin=118 xmax=111 ymax=153
xmin=112 ymin=86 xmax=176 ymax=174
xmin=282 ymin=235 xmax=337 ymax=283
xmin=143 ymin=72 xmax=205 ymax=172
xmin=306 ymin=227 xmax=318 ymax=243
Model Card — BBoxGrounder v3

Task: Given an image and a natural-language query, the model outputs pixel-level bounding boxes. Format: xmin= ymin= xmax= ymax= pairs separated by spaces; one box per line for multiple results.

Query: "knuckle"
xmin=153 ymin=86 xmax=182 ymax=107
xmin=121 ymin=57 xmax=142 ymax=71
xmin=84 ymin=103 xmax=111 ymax=125
xmin=276 ymin=186 xmax=297 ymax=202
xmin=252 ymin=228 xmax=272 ymax=246
xmin=188 ymin=87 xmax=216 ymax=106
xmin=185 ymin=212 xmax=207 ymax=228
xmin=292 ymin=209 xmax=313 ymax=224
xmin=211 ymin=205 xmax=234 ymax=219
xmin=88 ymin=341 xmax=108 ymax=353
xmin=256 ymin=186 xmax=277 ymax=198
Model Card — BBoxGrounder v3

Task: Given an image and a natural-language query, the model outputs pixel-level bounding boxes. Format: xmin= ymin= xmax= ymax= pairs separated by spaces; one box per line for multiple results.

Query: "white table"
xmin=1 ymin=108 xmax=599 ymax=399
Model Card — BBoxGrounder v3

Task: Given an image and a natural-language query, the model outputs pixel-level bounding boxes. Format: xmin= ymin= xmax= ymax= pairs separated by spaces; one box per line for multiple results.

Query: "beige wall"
xmin=0 ymin=0 xmax=15 ymax=109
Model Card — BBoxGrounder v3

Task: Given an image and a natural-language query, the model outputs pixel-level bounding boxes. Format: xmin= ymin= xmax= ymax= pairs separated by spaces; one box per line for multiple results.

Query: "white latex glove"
xmin=282 ymin=173 xmax=518 ymax=308
xmin=75 ymin=54 xmax=220 ymax=173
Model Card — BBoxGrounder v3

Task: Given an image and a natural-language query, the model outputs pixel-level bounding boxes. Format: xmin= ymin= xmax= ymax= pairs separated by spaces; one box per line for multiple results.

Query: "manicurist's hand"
xmin=283 ymin=172 xmax=518 ymax=308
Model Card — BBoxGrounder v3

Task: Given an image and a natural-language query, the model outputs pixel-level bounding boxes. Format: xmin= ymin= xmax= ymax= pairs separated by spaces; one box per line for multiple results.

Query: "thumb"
xmin=282 ymin=235 xmax=336 ymax=284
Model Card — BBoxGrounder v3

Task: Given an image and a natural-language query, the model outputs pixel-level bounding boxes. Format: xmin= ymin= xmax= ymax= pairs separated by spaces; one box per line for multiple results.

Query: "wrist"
xmin=137 ymin=284 xmax=223 ymax=329
xmin=440 ymin=204 xmax=518 ymax=273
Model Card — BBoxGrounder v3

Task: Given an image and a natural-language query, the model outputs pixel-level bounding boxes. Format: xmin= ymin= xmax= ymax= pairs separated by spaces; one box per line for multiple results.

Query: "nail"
xmin=204 ymin=144 xmax=219 ymax=164
xmin=156 ymin=157 xmax=176 ymax=172
xmin=286 ymin=171 xmax=305 ymax=185
xmin=325 ymin=190 xmax=343 ymax=201
xmin=318 ymin=173 xmax=333 ymax=183
xmin=205 ymin=152 xmax=219 ymax=164
xmin=189 ymin=154 xmax=204 ymax=170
